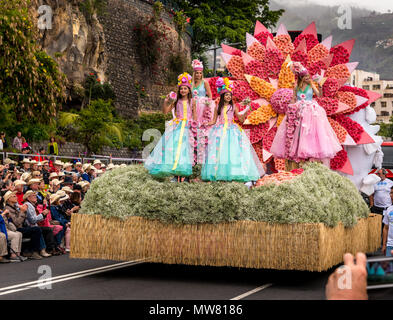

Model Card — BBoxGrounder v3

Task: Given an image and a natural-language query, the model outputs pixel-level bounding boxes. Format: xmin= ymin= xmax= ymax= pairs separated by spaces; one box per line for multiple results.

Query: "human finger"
xmin=355 ymin=252 xmax=367 ymax=268
xmin=343 ymin=253 xmax=354 ymax=267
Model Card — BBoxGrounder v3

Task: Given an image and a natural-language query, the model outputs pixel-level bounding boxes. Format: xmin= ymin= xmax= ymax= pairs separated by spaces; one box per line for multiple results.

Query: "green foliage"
xmin=378 ymin=119 xmax=393 ymax=139
xmin=83 ymin=73 xmax=115 ymax=105
xmin=166 ymin=52 xmax=191 ymax=85
xmin=79 ymin=0 xmax=107 ymax=22
xmin=0 ymin=0 xmax=67 ymax=123
xmin=123 ymin=112 xmax=172 ymax=150
xmin=172 ymin=9 xmax=189 ymax=36
xmin=173 ymin=0 xmax=284 ymax=53
xmin=58 ymin=99 xmax=123 ymax=154
xmin=153 ymin=1 xmax=164 ymax=20
xmin=80 ymin=163 xmax=369 ymax=227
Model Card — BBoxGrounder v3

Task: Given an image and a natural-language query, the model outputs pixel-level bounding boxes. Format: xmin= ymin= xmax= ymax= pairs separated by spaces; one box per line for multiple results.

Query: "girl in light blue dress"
xmin=144 ymin=73 xmax=197 ymax=178
xmin=201 ymin=78 xmax=265 ymax=182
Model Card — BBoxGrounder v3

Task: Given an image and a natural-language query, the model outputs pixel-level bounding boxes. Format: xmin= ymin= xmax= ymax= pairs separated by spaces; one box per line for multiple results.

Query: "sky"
xmin=274 ymin=0 xmax=392 ymax=13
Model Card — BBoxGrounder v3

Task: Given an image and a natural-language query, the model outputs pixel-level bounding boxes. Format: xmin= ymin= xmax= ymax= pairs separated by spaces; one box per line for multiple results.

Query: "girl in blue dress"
xmin=201 ymin=78 xmax=265 ymax=182
xmin=144 ymin=73 xmax=197 ymax=178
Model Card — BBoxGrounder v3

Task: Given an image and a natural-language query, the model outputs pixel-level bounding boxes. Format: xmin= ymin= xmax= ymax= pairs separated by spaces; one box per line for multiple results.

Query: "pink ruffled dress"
xmin=271 ymin=85 xmax=342 ymax=161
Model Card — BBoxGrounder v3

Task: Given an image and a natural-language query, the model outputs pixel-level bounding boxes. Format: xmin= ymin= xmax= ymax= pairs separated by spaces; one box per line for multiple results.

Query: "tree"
xmin=59 ymin=100 xmax=124 ymax=154
xmin=0 ymin=0 xmax=67 ymax=123
xmin=173 ymin=0 xmax=284 ymax=53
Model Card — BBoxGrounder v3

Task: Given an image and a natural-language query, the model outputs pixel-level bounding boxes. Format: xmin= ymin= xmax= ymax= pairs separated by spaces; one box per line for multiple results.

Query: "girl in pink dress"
xmin=270 ymin=62 xmax=342 ymax=162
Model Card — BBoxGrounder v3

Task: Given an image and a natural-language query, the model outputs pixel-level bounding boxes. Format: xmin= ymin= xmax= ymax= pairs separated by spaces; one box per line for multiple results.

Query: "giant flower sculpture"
xmin=209 ymin=21 xmax=382 ymax=175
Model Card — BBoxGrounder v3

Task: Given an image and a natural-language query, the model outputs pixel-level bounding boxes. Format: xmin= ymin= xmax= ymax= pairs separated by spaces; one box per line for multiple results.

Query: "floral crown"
xmin=216 ymin=77 xmax=234 ymax=94
xmin=192 ymin=59 xmax=203 ymax=71
xmin=177 ymin=72 xmax=192 ymax=88
xmin=290 ymin=61 xmax=309 ymax=77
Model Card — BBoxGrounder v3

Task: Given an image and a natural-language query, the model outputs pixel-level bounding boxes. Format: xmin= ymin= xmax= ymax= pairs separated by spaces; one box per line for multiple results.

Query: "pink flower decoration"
xmin=169 ymin=91 xmax=177 ymax=100
xmin=271 ymin=88 xmax=293 ymax=114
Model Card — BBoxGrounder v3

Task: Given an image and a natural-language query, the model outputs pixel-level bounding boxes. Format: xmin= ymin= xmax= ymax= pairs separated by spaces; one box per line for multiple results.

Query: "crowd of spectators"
xmin=0 ymin=153 xmax=126 ymax=263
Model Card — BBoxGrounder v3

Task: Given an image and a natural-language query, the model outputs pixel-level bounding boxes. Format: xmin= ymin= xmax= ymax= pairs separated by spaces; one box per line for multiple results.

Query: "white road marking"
xmin=230 ymin=283 xmax=273 ymax=300
xmin=0 ymin=259 xmax=148 ymax=296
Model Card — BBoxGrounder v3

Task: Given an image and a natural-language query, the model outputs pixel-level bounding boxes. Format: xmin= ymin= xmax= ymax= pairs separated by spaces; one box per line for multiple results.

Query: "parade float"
xmin=70 ymin=22 xmax=382 ymax=272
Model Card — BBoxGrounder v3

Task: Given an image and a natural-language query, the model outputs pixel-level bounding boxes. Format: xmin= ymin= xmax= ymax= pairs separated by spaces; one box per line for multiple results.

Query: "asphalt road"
xmin=0 ymin=254 xmax=392 ymax=301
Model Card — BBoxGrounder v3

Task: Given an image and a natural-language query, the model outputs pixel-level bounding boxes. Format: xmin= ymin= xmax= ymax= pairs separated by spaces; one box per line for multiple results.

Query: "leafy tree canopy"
xmin=174 ymin=0 xmax=284 ymax=53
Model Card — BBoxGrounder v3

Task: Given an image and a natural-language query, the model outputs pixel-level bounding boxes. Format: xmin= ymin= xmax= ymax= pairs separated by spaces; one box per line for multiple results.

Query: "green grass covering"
xmin=79 ymin=163 xmax=369 ymax=227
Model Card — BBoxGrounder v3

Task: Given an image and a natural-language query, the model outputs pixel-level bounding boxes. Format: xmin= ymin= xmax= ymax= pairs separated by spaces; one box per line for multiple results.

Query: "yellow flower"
xmin=224 ymin=77 xmax=229 ymax=86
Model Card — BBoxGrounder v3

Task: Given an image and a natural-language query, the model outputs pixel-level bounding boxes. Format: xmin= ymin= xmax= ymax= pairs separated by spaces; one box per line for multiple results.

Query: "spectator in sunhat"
xmin=93 ymin=160 xmax=102 ymax=170
xmin=20 ymin=158 xmax=31 ymax=173
xmin=49 ymin=179 xmax=61 ymax=194
xmin=73 ymin=162 xmax=83 ymax=177
xmin=49 ymin=172 xmax=58 ymax=183
xmin=53 ymin=160 xmax=63 ymax=173
xmin=63 ymin=162 xmax=73 ymax=174
xmin=42 ymin=160 xmax=50 ymax=185
xmin=1 ymin=191 xmax=26 ymax=262
xmin=81 ymin=165 xmax=94 ymax=183
xmin=14 ymin=180 xmax=26 ymax=205
xmin=30 ymin=160 xmax=38 ymax=172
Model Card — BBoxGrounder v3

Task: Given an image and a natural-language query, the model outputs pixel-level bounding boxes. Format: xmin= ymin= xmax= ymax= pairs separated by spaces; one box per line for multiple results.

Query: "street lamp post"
xmin=207 ymin=40 xmax=241 ymax=76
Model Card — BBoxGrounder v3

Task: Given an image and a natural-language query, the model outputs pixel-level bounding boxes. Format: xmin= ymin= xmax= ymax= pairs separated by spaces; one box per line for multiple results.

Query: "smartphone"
xmin=367 ymin=256 xmax=393 ymax=290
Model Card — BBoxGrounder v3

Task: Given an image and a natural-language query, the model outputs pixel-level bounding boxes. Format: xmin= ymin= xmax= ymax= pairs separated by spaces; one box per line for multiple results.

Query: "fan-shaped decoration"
xmin=212 ymin=21 xmax=381 ymax=175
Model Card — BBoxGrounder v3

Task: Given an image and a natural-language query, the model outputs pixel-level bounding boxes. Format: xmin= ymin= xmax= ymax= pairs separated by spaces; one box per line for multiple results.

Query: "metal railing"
xmin=1 ymin=152 xmax=144 ymax=165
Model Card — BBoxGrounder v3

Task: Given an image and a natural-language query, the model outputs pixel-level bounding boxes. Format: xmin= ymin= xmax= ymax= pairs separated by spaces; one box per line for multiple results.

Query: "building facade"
xmin=351 ymin=70 xmax=393 ymax=123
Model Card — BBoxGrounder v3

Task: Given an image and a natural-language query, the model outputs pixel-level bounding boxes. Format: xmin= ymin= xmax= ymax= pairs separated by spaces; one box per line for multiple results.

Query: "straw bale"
xmin=70 ymin=213 xmax=381 ymax=272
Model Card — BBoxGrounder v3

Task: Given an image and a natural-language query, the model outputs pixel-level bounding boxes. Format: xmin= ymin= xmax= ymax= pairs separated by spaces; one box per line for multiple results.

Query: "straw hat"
xmin=22 ymin=158 xmax=31 ymax=164
xmin=62 ymin=186 xmax=73 ymax=193
xmin=120 ymin=164 xmax=127 ymax=168
xmin=30 ymin=160 xmax=37 ymax=165
xmin=107 ymin=163 xmax=115 ymax=170
xmin=42 ymin=160 xmax=49 ymax=165
xmin=75 ymin=162 xmax=82 ymax=166
xmin=51 ymin=179 xmax=61 ymax=186
xmin=3 ymin=191 xmax=17 ymax=203
xmin=59 ymin=194 xmax=69 ymax=201
xmin=56 ymin=190 xmax=66 ymax=197
xmin=93 ymin=160 xmax=102 ymax=165
xmin=49 ymin=172 xmax=58 ymax=179
xmin=63 ymin=163 xmax=73 ymax=169
xmin=54 ymin=160 xmax=63 ymax=166
xmin=21 ymin=172 xmax=31 ymax=182
xmin=50 ymin=193 xmax=61 ymax=204
xmin=14 ymin=180 xmax=27 ymax=187
xmin=37 ymin=162 xmax=43 ymax=167
xmin=3 ymin=158 xmax=16 ymax=165
xmin=32 ymin=171 xmax=41 ymax=177
xmin=23 ymin=190 xmax=36 ymax=201
xmin=58 ymin=172 xmax=65 ymax=177
xmin=27 ymin=178 xmax=42 ymax=185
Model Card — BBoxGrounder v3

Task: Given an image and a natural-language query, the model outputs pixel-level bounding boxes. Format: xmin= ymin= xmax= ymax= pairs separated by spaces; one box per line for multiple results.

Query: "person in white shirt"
xmin=369 ymin=168 xmax=393 ymax=214
xmin=382 ymin=186 xmax=393 ymax=256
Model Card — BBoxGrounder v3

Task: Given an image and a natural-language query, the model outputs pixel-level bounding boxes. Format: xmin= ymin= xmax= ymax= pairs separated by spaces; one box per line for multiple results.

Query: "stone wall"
xmin=100 ymin=0 xmax=192 ymax=117
xmin=30 ymin=0 xmax=192 ymax=118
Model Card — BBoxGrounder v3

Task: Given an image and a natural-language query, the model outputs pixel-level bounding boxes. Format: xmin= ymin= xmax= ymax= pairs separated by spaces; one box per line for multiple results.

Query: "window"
xmin=381 ymin=101 xmax=387 ymax=108
xmin=381 ymin=111 xmax=389 ymax=116
xmin=384 ymin=93 xmax=393 ymax=98
xmin=362 ymin=85 xmax=370 ymax=90
xmin=373 ymin=84 xmax=381 ymax=90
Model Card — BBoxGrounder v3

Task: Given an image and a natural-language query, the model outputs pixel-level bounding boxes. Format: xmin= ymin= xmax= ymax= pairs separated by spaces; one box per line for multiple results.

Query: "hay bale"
xmin=70 ymin=213 xmax=380 ymax=272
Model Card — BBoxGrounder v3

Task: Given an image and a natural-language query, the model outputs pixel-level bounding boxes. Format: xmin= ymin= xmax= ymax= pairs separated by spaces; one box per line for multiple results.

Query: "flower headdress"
xmin=192 ymin=59 xmax=203 ymax=71
xmin=289 ymin=61 xmax=309 ymax=77
xmin=216 ymin=77 xmax=234 ymax=94
xmin=177 ymin=72 xmax=192 ymax=88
